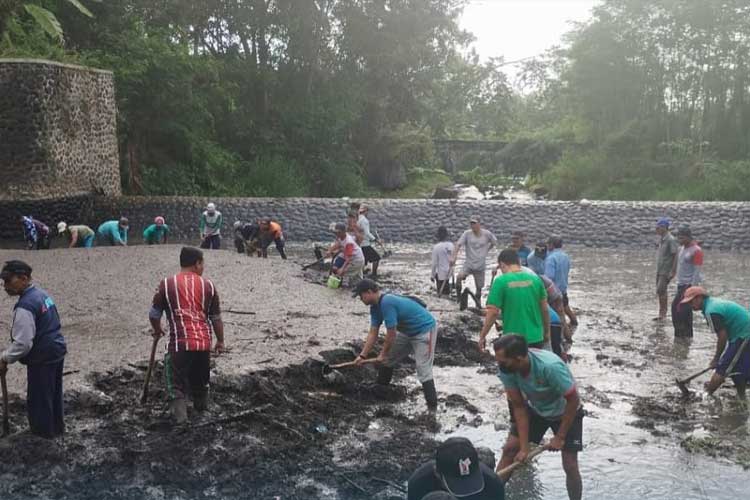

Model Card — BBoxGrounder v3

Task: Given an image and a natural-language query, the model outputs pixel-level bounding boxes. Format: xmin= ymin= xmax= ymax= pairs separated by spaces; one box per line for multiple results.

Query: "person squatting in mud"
xmin=479 ymin=249 xmax=551 ymax=352
xmin=326 ymin=222 xmax=366 ymax=287
xmin=1 ymin=260 xmax=67 ymax=437
xmin=149 ymin=247 xmax=226 ymax=424
xmin=352 ymin=279 xmax=439 ymax=410
xmin=143 ymin=216 xmax=170 ymax=245
xmin=681 ymin=286 xmax=750 ymax=398
xmin=20 ymin=214 xmax=50 ymax=250
xmin=493 ymin=335 xmax=584 ymax=500
xmin=408 ymin=437 xmax=505 ymax=500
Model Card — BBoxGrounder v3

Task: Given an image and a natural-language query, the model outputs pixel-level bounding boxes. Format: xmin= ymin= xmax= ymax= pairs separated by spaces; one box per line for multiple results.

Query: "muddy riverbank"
xmin=0 ymin=244 xmax=748 ymax=499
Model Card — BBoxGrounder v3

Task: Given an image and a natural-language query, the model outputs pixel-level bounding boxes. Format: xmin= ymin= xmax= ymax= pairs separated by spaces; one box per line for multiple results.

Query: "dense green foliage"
xmin=1 ymin=0 xmax=749 ymax=200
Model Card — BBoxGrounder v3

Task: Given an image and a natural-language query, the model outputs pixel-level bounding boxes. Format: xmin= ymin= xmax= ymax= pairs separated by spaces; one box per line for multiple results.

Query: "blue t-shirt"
xmin=370 ymin=294 xmax=436 ymax=336
xmin=498 ymin=348 xmax=576 ymax=418
xmin=98 ymin=220 xmax=128 ymax=244
xmin=544 ymin=249 xmax=570 ymax=293
xmin=517 ymin=245 xmax=532 ymax=266
xmin=527 ymin=252 xmax=546 ymax=276
xmin=549 ymin=305 xmax=561 ymax=326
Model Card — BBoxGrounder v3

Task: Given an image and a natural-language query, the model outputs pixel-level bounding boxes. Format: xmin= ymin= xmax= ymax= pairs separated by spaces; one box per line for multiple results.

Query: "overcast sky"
xmin=460 ymin=0 xmax=600 ymax=76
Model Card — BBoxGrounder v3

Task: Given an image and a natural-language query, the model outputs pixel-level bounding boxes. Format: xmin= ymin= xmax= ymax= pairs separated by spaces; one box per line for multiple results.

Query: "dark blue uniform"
xmin=14 ymin=286 xmax=67 ymax=437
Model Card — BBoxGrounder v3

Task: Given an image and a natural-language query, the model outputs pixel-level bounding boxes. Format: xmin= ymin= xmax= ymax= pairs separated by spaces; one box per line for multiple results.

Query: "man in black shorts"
xmin=407 ymin=437 xmax=505 ymax=500
xmin=493 ymin=335 xmax=583 ymax=500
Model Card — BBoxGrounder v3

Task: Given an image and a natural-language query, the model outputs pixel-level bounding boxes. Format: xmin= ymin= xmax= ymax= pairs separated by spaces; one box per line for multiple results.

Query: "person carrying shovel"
xmin=681 ymin=287 xmax=750 ymax=398
xmin=352 ymin=279 xmax=439 ymax=410
xmin=148 ymin=247 xmax=226 ymax=424
xmin=0 ymin=260 xmax=67 ymax=438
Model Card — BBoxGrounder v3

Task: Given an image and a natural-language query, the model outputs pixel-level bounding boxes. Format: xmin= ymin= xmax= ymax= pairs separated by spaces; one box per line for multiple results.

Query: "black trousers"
xmin=201 ymin=234 xmax=221 ymax=249
xmin=27 ymin=360 xmax=65 ymax=438
xmin=165 ymin=351 xmax=210 ymax=401
xmin=672 ymin=284 xmax=693 ymax=337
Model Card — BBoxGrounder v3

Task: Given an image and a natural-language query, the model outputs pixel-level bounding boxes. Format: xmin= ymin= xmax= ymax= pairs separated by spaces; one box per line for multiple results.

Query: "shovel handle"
xmin=1 ymin=373 xmax=9 ymax=436
xmin=140 ymin=336 xmax=160 ymax=404
xmin=678 ymin=365 xmax=714 ymax=385
xmin=496 ymin=445 xmax=548 ymax=476
xmin=329 ymin=358 xmax=380 ymax=370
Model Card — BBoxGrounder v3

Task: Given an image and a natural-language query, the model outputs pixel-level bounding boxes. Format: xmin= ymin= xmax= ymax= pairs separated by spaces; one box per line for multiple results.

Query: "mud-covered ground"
xmin=0 ymin=244 xmax=748 ymax=499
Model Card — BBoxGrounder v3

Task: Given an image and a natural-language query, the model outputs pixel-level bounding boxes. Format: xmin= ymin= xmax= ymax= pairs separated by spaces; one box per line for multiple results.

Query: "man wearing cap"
xmin=353 ymin=279 xmax=439 ymax=409
xmin=199 ymin=203 xmax=223 ymax=250
xmin=97 ymin=217 xmax=129 ymax=246
xmin=654 ymin=218 xmax=679 ymax=321
xmin=149 ymin=247 xmax=225 ymax=423
xmin=493 ymin=334 xmax=583 ymax=500
xmin=509 ymin=231 xmax=532 ymax=266
xmin=258 ymin=219 xmax=287 ymax=259
xmin=432 ymin=227 xmax=454 ymax=296
xmin=358 ymin=205 xmax=382 ymax=279
xmin=672 ymin=225 xmax=703 ymax=337
xmin=480 ymin=249 xmax=550 ymax=352
xmin=58 ymin=222 xmax=95 ymax=248
xmin=545 ymin=236 xmax=577 ymax=326
xmin=682 ymin=287 xmax=750 ymax=398
xmin=407 ymin=437 xmax=505 ymax=499
xmin=326 ymin=222 xmax=365 ymax=286
xmin=526 ymin=242 xmax=547 ymax=276
xmin=143 ymin=217 xmax=170 ymax=245
xmin=451 ymin=217 xmax=498 ymax=307
xmin=1 ymin=260 xmax=67 ymax=437
xmin=20 ymin=215 xmax=50 ymax=250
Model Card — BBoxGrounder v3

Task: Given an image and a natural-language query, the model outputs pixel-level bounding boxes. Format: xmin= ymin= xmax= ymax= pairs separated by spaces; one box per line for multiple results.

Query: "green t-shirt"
xmin=498 ymin=348 xmax=577 ymax=418
xmin=487 ymin=270 xmax=547 ymax=344
xmin=143 ymin=224 xmax=169 ymax=243
xmin=702 ymin=297 xmax=750 ymax=342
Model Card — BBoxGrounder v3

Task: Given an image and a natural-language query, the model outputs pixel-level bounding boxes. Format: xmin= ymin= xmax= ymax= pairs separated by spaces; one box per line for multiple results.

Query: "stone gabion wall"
xmin=0 ymin=59 xmax=120 ymax=200
xmin=81 ymin=197 xmax=750 ymax=250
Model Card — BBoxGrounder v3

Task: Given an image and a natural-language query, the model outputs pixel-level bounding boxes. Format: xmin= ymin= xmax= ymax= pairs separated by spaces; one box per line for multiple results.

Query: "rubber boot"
xmin=422 ymin=379 xmax=438 ymax=410
xmin=172 ymin=398 xmax=188 ymax=424
xmin=193 ymin=391 xmax=208 ymax=412
xmin=376 ymin=366 xmax=394 ymax=385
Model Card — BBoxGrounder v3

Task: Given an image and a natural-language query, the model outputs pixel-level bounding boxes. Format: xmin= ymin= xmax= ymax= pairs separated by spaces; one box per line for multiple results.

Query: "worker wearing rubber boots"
xmin=0 ymin=260 xmax=67 ymax=438
xmin=681 ymin=287 xmax=750 ymax=398
xmin=149 ymin=247 xmax=226 ymax=423
xmin=352 ymin=279 xmax=439 ymax=410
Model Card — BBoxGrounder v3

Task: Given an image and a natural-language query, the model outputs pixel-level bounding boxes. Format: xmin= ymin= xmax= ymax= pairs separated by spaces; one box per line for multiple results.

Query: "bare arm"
xmin=711 ymin=328 xmax=728 ymax=368
xmin=549 ymin=391 xmax=580 ymax=450
xmin=359 ymin=326 xmax=381 ymax=359
xmin=479 ymin=305 xmax=500 ymax=351
xmin=69 ymin=231 xmax=78 ymax=248
xmin=509 ymin=389 xmax=530 ymax=458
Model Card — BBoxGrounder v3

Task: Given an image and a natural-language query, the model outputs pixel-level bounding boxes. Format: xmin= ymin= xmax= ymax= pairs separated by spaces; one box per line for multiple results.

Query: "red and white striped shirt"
xmin=152 ymin=271 xmax=221 ymax=352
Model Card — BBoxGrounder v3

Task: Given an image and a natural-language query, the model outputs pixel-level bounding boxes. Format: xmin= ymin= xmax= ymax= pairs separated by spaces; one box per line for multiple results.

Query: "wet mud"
xmin=1 ymin=244 xmax=750 ymax=499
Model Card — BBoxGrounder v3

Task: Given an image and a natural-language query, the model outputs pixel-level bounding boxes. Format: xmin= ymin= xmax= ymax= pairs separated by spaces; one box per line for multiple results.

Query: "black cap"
xmin=435 ymin=438 xmax=484 ymax=497
xmin=334 ymin=222 xmax=347 ymax=232
xmin=1 ymin=260 xmax=32 ymax=279
xmin=351 ymin=278 xmax=379 ymax=298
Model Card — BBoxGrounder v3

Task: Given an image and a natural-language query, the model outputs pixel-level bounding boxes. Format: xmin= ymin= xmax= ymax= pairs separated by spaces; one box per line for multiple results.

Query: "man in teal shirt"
xmin=353 ymin=279 xmax=439 ymax=410
xmin=97 ymin=218 xmax=129 ymax=246
xmin=682 ymin=287 xmax=750 ymax=398
xmin=143 ymin=216 xmax=169 ymax=245
xmin=494 ymin=334 xmax=583 ymax=500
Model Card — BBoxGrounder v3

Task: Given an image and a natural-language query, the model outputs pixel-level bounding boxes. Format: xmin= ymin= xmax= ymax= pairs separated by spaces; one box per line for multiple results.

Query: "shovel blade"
xmin=675 ymin=378 xmax=691 ymax=396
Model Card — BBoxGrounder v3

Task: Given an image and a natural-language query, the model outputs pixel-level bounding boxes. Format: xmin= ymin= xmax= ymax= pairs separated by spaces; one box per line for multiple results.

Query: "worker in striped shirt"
xmin=149 ymin=247 xmax=226 ymax=424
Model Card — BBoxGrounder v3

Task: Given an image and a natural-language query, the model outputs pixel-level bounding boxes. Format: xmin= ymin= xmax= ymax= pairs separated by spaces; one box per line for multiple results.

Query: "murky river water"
xmin=343 ymin=242 xmax=749 ymax=500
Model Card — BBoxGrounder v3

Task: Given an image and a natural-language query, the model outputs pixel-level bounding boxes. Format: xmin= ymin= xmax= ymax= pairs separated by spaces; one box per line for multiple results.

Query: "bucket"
xmin=327 ymin=275 xmax=342 ymax=289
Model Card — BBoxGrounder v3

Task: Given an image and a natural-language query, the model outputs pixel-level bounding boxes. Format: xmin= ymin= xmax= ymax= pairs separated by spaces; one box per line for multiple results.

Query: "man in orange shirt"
xmin=259 ymin=219 xmax=287 ymax=260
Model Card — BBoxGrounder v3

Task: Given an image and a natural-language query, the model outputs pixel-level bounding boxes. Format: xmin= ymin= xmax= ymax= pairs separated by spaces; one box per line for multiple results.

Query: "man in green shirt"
xmin=682 ymin=287 xmax=750 ymax=398
xmin=479 ymin=249 xmax=550 ymax=352
xmin=57 ymin=222 xmax=95 ymax=248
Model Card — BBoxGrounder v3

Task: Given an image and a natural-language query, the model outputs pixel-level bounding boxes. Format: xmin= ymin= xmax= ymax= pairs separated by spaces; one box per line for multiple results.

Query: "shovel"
xmin=140 ymin=336 xmax=160 ymax=404
xmin=373 ymin=231 xmax=393 ymax=259
xmin=675 ymin=366 xmax=714 ymax=396
xmin=1 ymin=373 xmax=9 ymax=437
xmin=496 ymin=444 xmax=548 ymax=477
xmin=321 ymin=357 xmax=380 ymax=376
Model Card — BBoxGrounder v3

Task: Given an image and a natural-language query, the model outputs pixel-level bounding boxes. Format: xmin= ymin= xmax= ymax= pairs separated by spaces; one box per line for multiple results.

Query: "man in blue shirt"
xmin=493 ymin=334 xmax=583 ymax=500
xmin=0 ymin=260 xmax=67 ymax=437
xmin=353 ymin=279 xmax=439 ymax=409
xmin=545 ymin=236 xmax=577 ymax=326
xmin=97 ymin=217 xmax=129 ymax=246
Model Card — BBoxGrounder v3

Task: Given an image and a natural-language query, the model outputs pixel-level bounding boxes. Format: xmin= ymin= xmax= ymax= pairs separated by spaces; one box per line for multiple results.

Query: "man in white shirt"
xmin=431 ymin=226 xmax=454 ymax=296
xmin=357 ymin=205 xmax=381 ymax=278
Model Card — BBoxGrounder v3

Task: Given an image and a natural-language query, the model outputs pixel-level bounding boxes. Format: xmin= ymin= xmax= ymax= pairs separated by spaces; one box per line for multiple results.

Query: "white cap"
xmin=207 ymin=202 xmax=216 ymax=211
xmin=57 ymin=222 xmax=67 ymax=233
xmin=233 ymin=221 xmax=242 ymax=229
